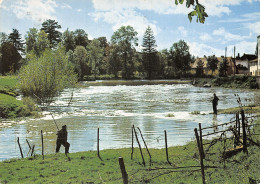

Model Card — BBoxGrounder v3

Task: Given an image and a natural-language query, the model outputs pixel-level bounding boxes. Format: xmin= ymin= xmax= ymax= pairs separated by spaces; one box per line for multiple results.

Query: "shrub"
xmin=18 ymin=45 xmax=77 ymax=104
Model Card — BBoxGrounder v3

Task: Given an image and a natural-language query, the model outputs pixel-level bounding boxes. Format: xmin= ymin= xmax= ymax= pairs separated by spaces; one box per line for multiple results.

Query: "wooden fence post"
xmin=194 ymin=128 xmax=206 ymax=184
xmin=199 ymin=123 xmax=205 ymax=159
xmin=17 ymin=137 xmax=24 ymax=158
xmin=97 ymin=128 xmax=100 ymax=158
xmin=31 ymin=145 xmax=35 ymax=157
xmin=119 ymin=157 xmax=128 ymax=184
xmin=137 ymin=127 xmax=151 ymax=160
xmin=133 ymin=126 xmax=145 ymax=166
xmin=41 ymin=130 xmax=44 ymax=160
xmin=241 ymin=110 xmax=247 ymax=153
xmin=26 ymin=139 xmax=32 ymax=156
xmin=131 ymin=125 xmax=134 ymax=160
xmin=164 ymin=130 xmax=171 ymax=165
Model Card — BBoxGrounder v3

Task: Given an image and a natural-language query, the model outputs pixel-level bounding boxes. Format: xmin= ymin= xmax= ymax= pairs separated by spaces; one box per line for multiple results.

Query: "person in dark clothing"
xmin=212 ymin=93 xmax=219 ymax=115
xmin=56 ymin=125 xmax=70 ymax=155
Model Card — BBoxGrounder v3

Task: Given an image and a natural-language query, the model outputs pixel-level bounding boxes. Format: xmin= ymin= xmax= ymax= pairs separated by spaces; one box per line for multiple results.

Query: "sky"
xmin=0 ymin=0 xmax=259 ymax=57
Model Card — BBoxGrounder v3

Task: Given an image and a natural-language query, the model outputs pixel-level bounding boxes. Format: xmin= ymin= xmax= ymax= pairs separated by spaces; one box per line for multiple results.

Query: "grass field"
xmin=0 ymin=118 xmax=259 ymax=184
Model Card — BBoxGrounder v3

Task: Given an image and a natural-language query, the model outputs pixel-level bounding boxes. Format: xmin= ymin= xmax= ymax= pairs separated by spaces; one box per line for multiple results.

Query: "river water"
xmin=0 ymin=81 xmax=259 ymax=161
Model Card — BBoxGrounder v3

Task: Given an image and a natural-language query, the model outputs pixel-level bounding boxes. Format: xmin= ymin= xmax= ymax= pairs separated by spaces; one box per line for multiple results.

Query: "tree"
xmin=18 ymin=45 xmax=77 ymax=104
xmin=169 ymin=40 xmax=193 ymax=77
xmin=74 ymin=29 xmax=89 ymax=47
xmin=0 ymin=32 xmax=8 ymax=45
xmin=142 ymin=26 xmax=159 ymax=79
xmin=218 ymin=58 xmax=229 ymax=77
xmin=25 ymin=28 xmax=50 ymax=56
xmin=62 ymin=29 xmax=76 ymax=52
xmin=97 ymin=37 xmax=109 ymax=74
xmin=107 ymin=44 xmax=121 ymax=78
xmin=207 ymin=55 xmax=218 ymax=75
xmin=111 ymin=25 xmax=138 ymax=79
xmin=87 ymin=39 xmax=104 ymax=80
xmin=0 ymin=42 xmax=22 ymax=74
xmin=175 ymin=0 xmax=208 ymax=23
xmin=196 ymin=59 xmax=204 ymax=77
xmin=8 ymin=29 xmax=24 ymax=52
xmin=41 ymin=19 xmax=62 ymax=48
xmin=74 ymin=46 xmax=88 ymax=80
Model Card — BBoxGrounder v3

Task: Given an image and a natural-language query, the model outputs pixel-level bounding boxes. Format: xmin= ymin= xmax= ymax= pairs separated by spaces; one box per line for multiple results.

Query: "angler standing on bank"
xmin=56 ymin=125 xmax=70 ymax=155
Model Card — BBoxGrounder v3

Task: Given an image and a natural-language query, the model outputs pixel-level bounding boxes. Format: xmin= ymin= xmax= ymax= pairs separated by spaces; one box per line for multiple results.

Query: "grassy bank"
xmin=1 ymin=118 xmax=259 ymax=184
xmin=0 ymin=76 xmax=40 ymax=118
xmin=194 ymin=76 xmax=259 ymax=89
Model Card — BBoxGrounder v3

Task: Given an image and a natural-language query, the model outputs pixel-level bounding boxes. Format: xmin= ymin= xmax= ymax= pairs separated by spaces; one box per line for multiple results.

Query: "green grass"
xmin=0 ymin=75 xmax=18 ymax=89
xmin=1 ymin=119 xmax=259 ymax=184
xmin=0 ymin=76 xmax=40 ymax=118
xmin=219 ymin=106 xmax=260 ymax=115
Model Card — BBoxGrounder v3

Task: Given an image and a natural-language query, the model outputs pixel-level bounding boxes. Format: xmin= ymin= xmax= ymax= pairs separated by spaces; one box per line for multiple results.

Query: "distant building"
xmin=235 ymin=54 xmax=257 ymax=75
xmin=191 ymin=56 xmax=235 ymax=76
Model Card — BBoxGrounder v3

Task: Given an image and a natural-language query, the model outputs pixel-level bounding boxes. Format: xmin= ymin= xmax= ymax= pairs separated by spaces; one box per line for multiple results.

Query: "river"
xmin=0 ymin=81 xmax=259 ymax=161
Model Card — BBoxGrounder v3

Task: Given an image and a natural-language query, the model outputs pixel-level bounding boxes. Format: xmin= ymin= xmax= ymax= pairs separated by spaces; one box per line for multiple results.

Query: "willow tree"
xmin=87 ymin=39 xmax=104 ymax=80
xmin=19 ymin=44 xmax=77 ymax=104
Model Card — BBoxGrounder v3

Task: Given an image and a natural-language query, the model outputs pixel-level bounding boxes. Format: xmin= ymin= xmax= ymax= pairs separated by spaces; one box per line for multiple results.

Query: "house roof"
xmin=240 ymin=54 xmax=257 ymax=61
xmin=249 ymin=58 xmax=258 ymax=63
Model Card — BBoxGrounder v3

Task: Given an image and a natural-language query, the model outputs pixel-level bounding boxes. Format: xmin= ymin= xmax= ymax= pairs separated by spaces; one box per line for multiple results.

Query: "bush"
xmin=18 ymin=45 xmax=77 ymax=104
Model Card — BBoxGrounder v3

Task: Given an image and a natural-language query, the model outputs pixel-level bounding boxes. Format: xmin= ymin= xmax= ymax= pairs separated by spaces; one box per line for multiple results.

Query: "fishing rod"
xmin=33 ymin=93 xmax=59 ymax=130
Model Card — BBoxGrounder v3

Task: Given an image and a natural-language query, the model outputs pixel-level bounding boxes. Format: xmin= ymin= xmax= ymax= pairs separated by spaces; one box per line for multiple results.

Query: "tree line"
xmin=0 ymin=19 xmax=197 ymax=80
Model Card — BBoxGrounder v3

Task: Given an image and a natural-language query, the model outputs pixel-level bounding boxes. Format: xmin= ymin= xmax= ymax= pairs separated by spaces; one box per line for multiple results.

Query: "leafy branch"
xmin=175 ymin=0 xmax=208 ymax=24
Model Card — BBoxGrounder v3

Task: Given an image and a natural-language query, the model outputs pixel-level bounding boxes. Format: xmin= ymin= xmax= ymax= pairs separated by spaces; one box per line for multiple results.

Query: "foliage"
xmin=111 ymin=25 xmax=138 ymax=79
xmin=41 ymin=19 xmax=62 ymax=48
xmin=142 ymin=26 xmax=160 ymax=79
xmin=196 ymin=59 xmax=204 ymax=77
xmin=25 ymin=28 xmax=50 ymax=57
xmin=73 ymin=46 xmax=89 ymax=80
xmin=0 ymin=42 xmax=22 ymax=74
xmin=18 ymin=45 xmax=77 ymax=104
xmin=87 ymin=39 xmax=104 ymax=79
xmin=107 ymin=44 xmax=122 ymax=78
xmin=206 ymin=55 xmax=218 ymax=75
xmin=62 ymin=28 xmax=76 ymax=52
xmin=74 ymin=29 xmax=89 ymax=48
xmin=169 ymin=40 xmax=194 ymax=77
xmin=218 ymin=58 xmax=229 ymax=77
xmin=8 ymin=28 xmax=24 ymax=52
xmin=175 ymin=0 xmax=208 ymax=23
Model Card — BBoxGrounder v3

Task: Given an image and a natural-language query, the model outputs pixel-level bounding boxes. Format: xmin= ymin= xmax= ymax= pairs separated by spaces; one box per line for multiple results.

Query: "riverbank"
xmin=0 ymin=76 xmax=40 ymax=119
xmin=0 ymin=117 xmax=259 ymax=184
xmin=193 ymin=75 xmax=259 ymax=89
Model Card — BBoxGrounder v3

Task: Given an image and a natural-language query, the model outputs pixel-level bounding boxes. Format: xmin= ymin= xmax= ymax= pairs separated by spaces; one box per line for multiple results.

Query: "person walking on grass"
xmin=56 ymin=125 xmax=70 ymax=155
xmin=212 ymin=93 xmax=219 ymax=115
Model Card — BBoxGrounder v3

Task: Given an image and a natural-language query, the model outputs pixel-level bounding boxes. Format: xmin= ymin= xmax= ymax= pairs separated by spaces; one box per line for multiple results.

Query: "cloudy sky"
xmin=0 ymin=0 xmax=259 ymax=57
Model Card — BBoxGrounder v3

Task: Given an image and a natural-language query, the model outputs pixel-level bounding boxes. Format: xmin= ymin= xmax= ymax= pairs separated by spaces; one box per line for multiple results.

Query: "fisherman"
xmin=56 ymin=125 xmax=70 ymax=155
xmin=212 ymin=93 xmax=219 ymax=115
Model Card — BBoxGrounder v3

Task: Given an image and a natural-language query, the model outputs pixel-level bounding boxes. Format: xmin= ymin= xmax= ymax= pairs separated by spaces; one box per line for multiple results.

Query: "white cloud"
xmin=61 ymin=3 xmax=72 ymax=9
xmin=189 ymin=42 xmax=224 ymax=57
xmin=10 ymin=0 xmax=57 ymax=23
xmin=213 ymin=27 xmax=252 ymax=42
xmin=233 ymin=41 xmax=257 ymax=55
xmin=90 ymin=9 xmax=160 ymax=37
xmin=177 ymin=26 xmax=187 ymax=37
xmin=199 ymin=33 xmax=212 ymax=41
xmin=246 ymin=21 xmax=260 ymax=34
xmin=92 ymin=0 xmax=191 ymax=15
xmin=77 ymin=9 xmax=82 ymax=12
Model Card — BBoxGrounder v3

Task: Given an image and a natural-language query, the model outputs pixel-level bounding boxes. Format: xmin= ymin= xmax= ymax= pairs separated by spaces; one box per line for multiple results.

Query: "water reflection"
xmin=0 ymin=83 xmax=259 ymax=160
